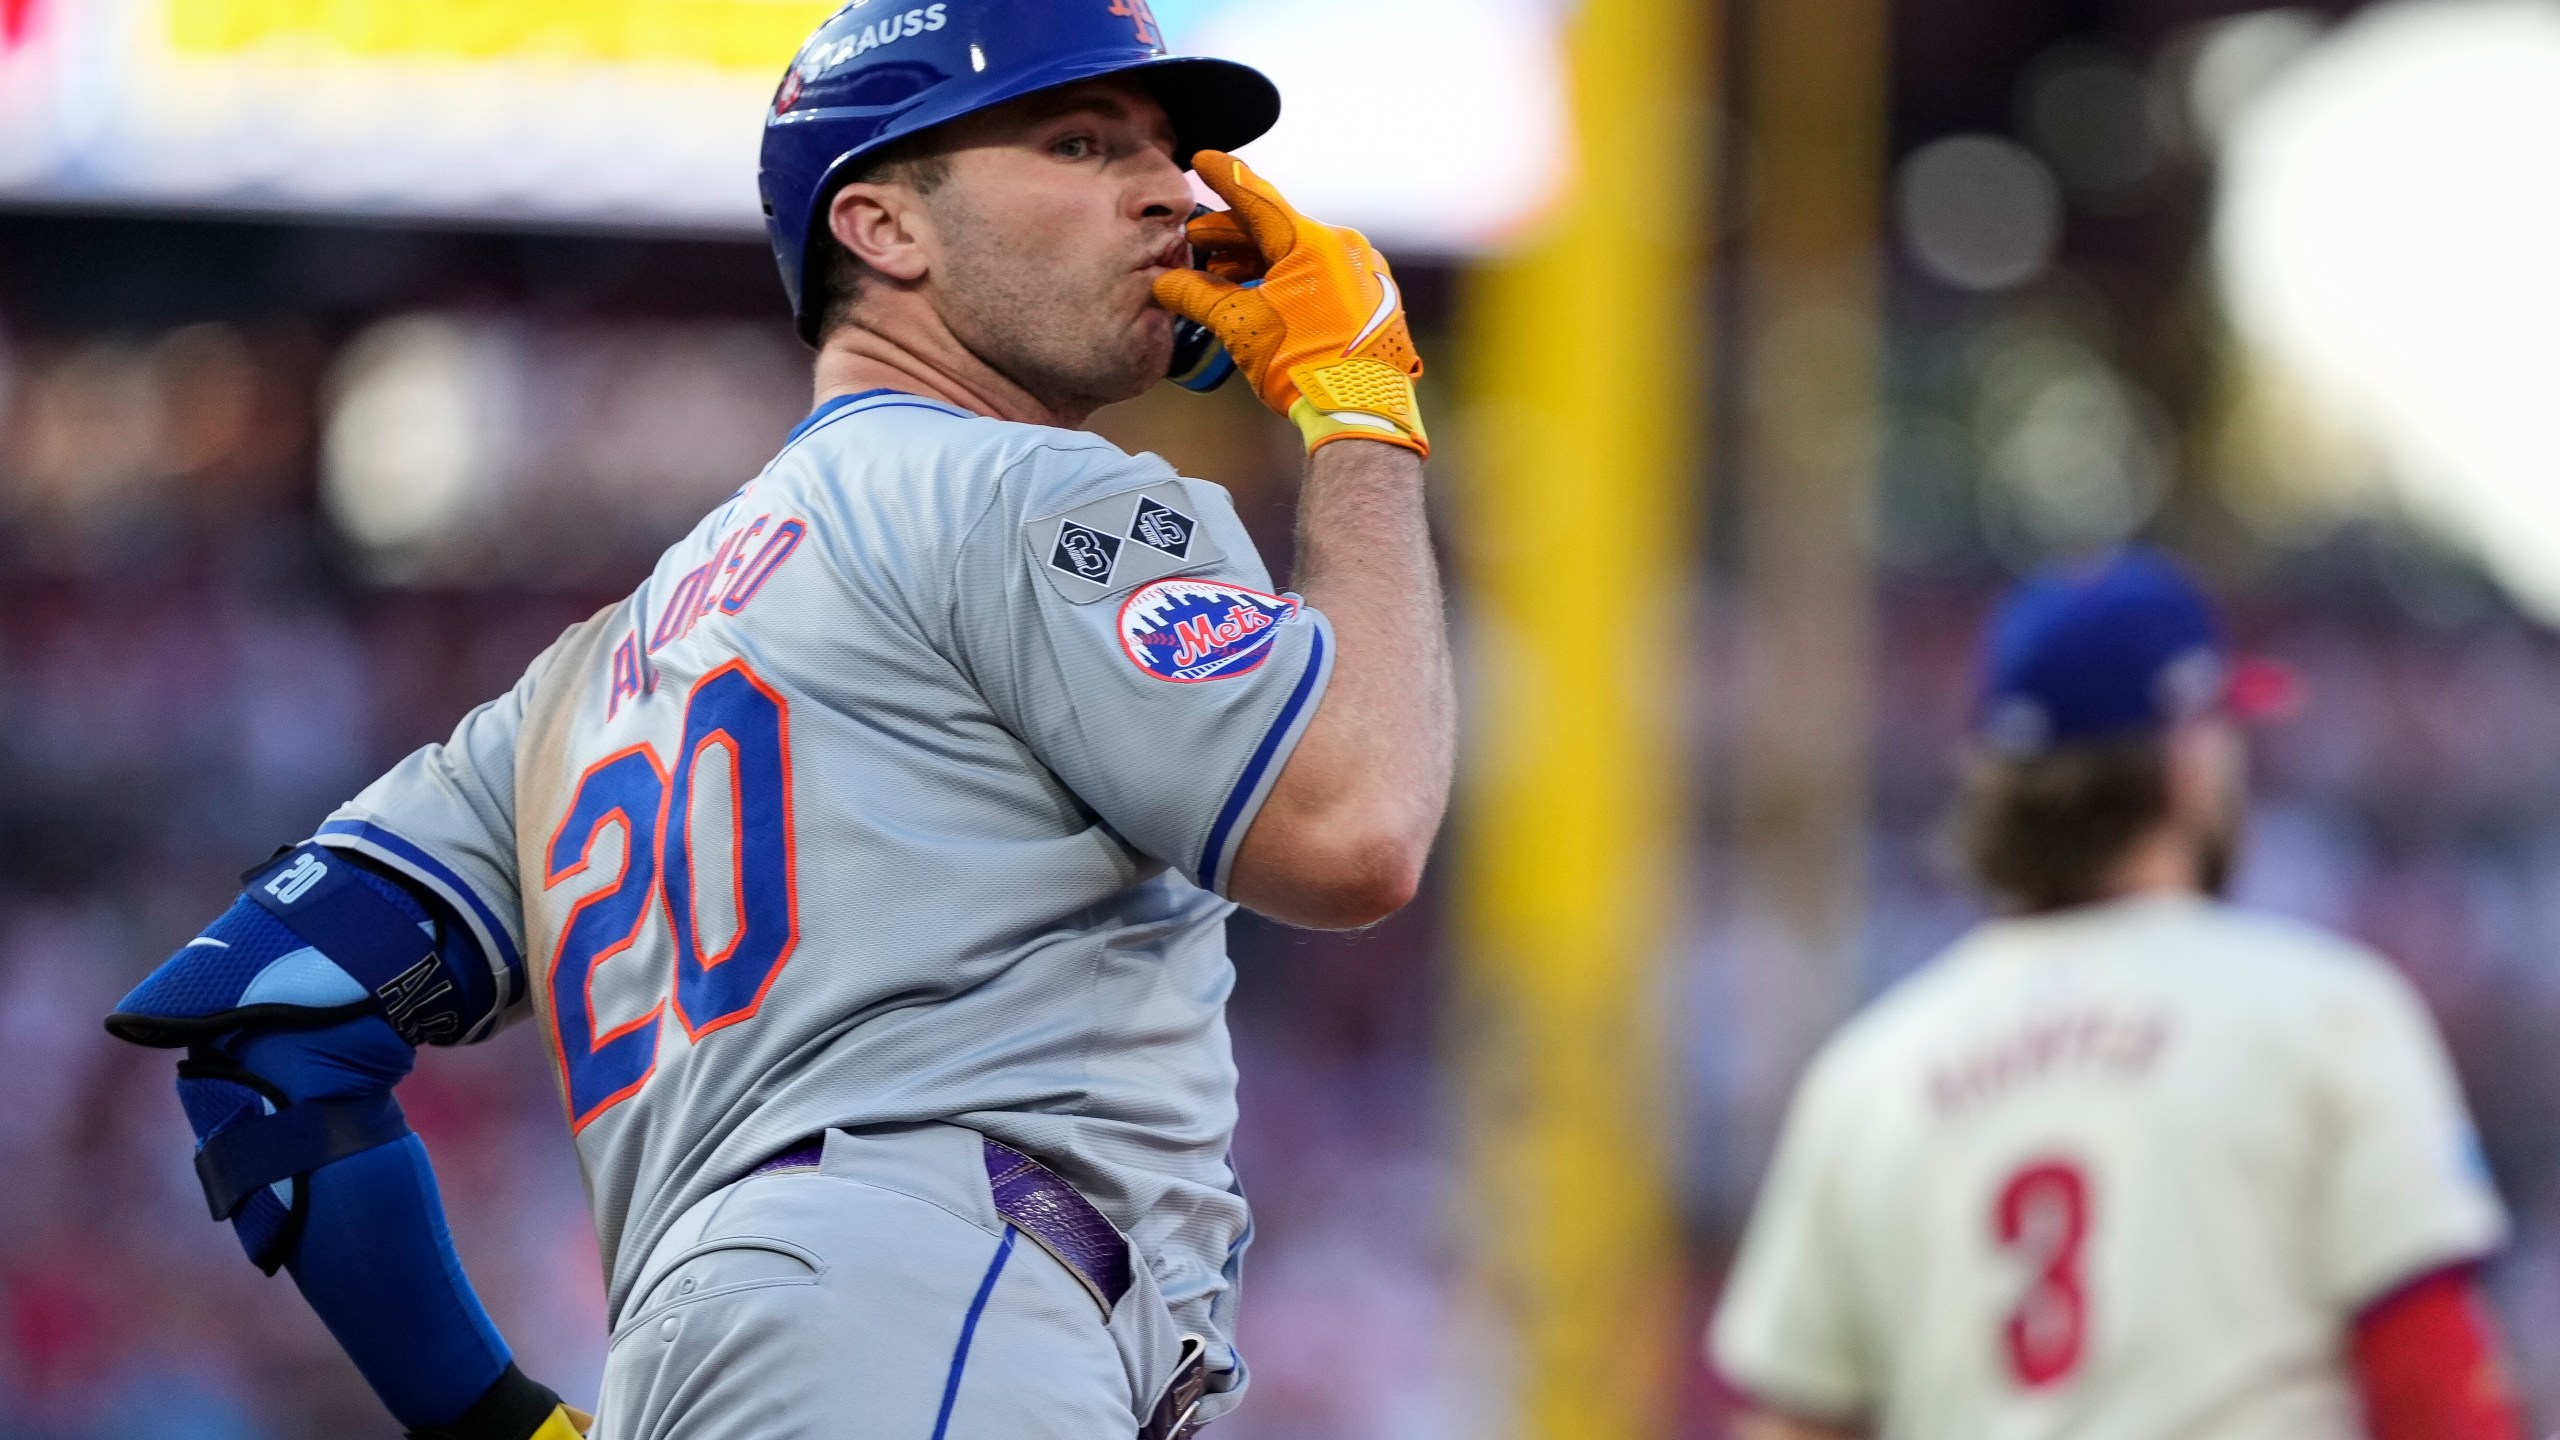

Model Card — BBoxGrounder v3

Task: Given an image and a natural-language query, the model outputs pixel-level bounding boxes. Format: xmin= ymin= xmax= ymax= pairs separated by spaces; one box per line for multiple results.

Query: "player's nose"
xmin=1128 ymin=146 xmax=1194 ymax=226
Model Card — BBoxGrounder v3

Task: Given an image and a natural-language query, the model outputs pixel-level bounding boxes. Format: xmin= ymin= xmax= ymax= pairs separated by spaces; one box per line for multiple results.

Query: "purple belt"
xmin=747 ymin=1133 xmax=1135 ymax=1311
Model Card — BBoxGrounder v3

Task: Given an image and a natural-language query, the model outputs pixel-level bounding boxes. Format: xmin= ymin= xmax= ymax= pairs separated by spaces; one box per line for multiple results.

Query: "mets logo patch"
xmin=1118 ymin=579 xmax=1298 ymax=683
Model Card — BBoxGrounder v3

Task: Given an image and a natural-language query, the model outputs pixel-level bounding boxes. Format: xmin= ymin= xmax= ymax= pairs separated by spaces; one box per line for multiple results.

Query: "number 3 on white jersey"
xmin=1994 ymin=1157 xmax=2092 ymax=1389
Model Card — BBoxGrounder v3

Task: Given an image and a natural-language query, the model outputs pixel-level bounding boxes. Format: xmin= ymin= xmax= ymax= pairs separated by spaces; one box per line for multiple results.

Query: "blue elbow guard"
xmin=104 ymin=844 xmax=533 ymax=1432
xmin=112 ymin=842 xmax=495 ymax=1049
xmin=106 ymin=843 xmax=498 ymax=1271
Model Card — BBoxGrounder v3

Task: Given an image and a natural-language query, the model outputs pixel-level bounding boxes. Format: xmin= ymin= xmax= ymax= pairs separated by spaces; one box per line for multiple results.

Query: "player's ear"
xmin=828 ymin=182 xmax=934 ymax=285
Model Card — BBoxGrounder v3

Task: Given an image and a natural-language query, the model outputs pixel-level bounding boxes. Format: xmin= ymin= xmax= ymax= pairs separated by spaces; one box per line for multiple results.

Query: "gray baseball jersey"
xmin=311 ymin=389 xmax=1336 ymax=1386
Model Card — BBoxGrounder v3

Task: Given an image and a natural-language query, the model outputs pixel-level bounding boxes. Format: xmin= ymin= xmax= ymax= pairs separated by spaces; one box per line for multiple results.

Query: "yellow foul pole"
xmin=1455 ymin=0 xmax=1709 ymax=1433
xmin=1729 ymin=0 xmax=1891 ymax=1129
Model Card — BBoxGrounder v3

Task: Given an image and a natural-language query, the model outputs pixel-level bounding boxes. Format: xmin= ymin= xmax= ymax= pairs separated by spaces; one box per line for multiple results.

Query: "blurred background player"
xmin=1710 ymin=546 xmax=2525 ymax=1440
xmin=98 ymin=2 xmax=1449 ymax=1438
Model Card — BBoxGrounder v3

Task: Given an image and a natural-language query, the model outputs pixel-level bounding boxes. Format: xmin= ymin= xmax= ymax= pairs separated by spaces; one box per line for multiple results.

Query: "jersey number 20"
xmin=543 ymin=661 xmax=799 ymax=1130
xmin=1994 ymin=1158 xmax=2091 ymax=1389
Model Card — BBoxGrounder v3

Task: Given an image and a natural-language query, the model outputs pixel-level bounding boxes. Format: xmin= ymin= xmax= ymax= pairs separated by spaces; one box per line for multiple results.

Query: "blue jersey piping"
xmin=1198 ymin=625 xmax=1329 ymax=890
xmin=784 ymin=389 xmax=971 ymax=450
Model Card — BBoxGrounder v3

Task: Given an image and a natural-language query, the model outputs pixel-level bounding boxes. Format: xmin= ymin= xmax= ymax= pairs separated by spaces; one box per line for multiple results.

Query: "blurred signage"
xmin=162 ymin=0 xmax=823 ymax=65
xmin=0 ymin=0 xmax=1565 ymax=250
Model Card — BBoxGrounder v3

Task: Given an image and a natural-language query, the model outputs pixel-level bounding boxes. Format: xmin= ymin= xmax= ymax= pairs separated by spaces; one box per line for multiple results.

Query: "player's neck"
xmin=812 ymin=314 xmax=1087 ymax=430
xmin=2094 ymin=826 xmax=2204 ymax=902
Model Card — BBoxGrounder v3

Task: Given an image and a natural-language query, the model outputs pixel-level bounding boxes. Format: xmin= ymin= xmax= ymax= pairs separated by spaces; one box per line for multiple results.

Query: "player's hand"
xmin=1180 ymin=207 xmax=1265 ymax=283
xmin=1153 ymin=152 xmax=1429 ymax=458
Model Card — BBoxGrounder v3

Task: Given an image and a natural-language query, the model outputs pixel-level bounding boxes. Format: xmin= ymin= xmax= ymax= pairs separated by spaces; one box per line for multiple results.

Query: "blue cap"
xmin=1973 ymin=546 xmax=2291 ymax=755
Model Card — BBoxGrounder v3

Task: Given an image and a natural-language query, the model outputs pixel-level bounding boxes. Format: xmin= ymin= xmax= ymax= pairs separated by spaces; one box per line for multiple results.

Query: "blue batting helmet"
xmin=760 ymin=0 xmax=1282 ymax=344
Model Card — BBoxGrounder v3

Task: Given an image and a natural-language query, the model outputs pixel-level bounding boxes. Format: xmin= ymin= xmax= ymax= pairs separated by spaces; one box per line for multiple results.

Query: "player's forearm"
xmin=1295 ymin=445 xmax=1455 ymax=817
xmin=1230 ymin=438 xmax=1454 ymax=927
xmin=278 ymin=1121 xmax=535 ymax=1431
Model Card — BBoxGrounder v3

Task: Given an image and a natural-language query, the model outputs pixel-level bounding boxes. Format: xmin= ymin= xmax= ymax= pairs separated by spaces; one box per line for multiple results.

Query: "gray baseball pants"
xmin=596 ymin=1124 xmax=1196 ymax=1439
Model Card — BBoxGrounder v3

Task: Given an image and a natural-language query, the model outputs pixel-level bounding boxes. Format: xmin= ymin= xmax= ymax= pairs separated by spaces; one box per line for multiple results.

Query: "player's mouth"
xmin=1139 ymin=232 xmax=1190 ymax=277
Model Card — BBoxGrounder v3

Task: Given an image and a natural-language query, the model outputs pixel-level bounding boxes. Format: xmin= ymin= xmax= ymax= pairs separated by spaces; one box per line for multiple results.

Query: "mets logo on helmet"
xmin=1108 ymin=0 xmax=1165 ymax=50
xmin=1118 ymin=579 xmax=1299 ymax=683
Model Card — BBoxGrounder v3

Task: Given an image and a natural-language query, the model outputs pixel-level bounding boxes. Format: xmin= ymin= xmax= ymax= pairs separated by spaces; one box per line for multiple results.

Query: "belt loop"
xmin=1138 ymin=1335 xmax=1208 ymax=1440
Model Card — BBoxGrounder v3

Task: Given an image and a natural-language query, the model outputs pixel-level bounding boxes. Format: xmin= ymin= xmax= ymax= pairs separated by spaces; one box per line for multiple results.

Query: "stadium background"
xmin=6 ymin=0 xmax=2560 ymax=1436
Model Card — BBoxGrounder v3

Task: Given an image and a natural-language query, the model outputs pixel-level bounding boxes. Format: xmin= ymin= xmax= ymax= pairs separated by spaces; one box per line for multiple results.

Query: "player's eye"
xmin=1052 ymin=133 xmax=1099 ymax=161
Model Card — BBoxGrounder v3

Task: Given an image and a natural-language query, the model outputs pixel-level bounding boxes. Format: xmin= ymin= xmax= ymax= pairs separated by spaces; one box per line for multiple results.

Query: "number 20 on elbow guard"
xmin=544 ymin=660 xmax=798 ymax=1130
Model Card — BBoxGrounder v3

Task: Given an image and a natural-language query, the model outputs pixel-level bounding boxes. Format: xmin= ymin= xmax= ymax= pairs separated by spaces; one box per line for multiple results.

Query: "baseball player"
xmin=103 ymin=3 xmax=1453 ymax=1437
xmin=1711 ymin=548 xmax=2525 ymax=1440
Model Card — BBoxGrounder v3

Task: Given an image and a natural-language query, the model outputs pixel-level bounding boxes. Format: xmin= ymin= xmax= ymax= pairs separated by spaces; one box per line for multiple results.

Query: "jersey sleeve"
xmin=313 ymin=655 xmax=550 ymax=1041
xmin=2304 ymin=959 xmax=2509 ymax=1311
xmin=1709 ymin=1048 xmax=1875 ymax=1423
xmin=950 ymin=442 xmax=1335 ymax=896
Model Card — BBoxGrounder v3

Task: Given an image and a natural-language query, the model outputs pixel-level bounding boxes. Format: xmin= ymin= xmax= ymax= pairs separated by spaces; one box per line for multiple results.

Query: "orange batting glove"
xmin=1153 ymin=152 xmax=1429 ymax=458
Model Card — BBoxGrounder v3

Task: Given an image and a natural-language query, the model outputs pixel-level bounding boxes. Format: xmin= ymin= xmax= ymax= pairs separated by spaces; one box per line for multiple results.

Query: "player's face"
xmin=922 ymin=80 xmax=1194 ymax=416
